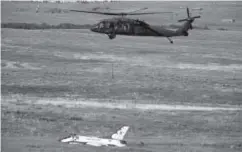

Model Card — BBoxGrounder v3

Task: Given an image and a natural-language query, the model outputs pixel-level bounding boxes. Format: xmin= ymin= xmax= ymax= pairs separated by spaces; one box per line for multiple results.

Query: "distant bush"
xmin=1 ymin=22 xmax=92 ymax=30
xmin=217 ymin=27 xmax=228 ymax=31
xmin=45 ymin=8 xmax=69 ymax=14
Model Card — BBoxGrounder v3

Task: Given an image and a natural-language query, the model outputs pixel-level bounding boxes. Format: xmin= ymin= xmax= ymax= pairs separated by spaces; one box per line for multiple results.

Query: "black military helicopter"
xmin=70 ymin=7 xmax=200 ymax=44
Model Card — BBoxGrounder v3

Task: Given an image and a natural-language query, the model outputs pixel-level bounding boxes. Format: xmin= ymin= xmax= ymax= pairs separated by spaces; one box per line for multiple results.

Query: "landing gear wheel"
xmin=108 ymin=33 xmax=116 ymax=39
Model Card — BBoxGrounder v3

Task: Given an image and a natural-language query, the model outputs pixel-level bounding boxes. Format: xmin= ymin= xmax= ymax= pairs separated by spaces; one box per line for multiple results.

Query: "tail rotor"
xmin=187 ymin=7 xmax=190 ymax=18
xmin=178 ymin=7 xmax=201 ymax=29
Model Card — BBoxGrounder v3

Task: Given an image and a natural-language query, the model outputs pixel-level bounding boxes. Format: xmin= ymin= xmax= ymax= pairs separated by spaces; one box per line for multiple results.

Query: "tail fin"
xmin=176 ymin=7 xmax=201 ymax=36
xmin=111 ymin=126 xmax=129 ymax=140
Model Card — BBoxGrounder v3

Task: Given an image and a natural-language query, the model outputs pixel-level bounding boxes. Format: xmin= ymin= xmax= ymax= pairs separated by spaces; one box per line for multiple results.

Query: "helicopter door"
xmin=99 ymin=22 xmax=105 ymax=29
xmin=119 ymin=22 xmax=131 ymax=34
xmin=123 ymin=23 xmax=130 ymax=32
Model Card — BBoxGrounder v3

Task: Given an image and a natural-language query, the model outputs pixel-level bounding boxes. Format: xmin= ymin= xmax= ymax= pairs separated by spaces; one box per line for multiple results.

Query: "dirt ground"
xmin=1 ymin=1 xmax=242 ymax=152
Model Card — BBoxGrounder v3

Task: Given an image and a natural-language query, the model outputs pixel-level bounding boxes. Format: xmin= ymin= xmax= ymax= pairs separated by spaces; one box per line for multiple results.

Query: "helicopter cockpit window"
xmin=98 ymin=21 xmax=114 ymax=29
xmin=99 ymin=22 xmax=105 ymax=29
xmin=93 ymin=24 xmax=99 ymax=29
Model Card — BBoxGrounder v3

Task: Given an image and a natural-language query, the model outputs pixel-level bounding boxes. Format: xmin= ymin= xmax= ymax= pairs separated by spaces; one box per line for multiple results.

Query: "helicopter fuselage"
xmin=90 ymin=18 xmax=179 ymax=38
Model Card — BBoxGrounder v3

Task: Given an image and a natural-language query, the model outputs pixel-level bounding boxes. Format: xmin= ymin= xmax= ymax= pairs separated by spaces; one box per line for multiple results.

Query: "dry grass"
xmin=2 ymin=100 xmax=242 ymax=152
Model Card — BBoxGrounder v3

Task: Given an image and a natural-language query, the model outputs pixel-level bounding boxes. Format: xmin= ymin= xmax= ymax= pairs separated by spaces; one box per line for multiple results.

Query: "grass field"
xmin=1 ymin=1 xmax=242 ymax=152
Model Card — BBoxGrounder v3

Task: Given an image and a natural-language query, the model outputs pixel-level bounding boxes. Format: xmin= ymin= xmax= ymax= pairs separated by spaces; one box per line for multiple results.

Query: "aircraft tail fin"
xmin=176 ymin=7 xmax=200 ymax=36
xmin=111 ymin=126 xmax=129 ymax=140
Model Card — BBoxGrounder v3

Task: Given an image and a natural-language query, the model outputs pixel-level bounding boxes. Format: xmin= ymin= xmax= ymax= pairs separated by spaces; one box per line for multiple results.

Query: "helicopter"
xmin=70 ymin=7 xmax=201 ymax=44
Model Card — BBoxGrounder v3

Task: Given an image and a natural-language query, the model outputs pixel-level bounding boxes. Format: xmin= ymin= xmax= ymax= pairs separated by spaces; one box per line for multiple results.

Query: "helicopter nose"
xmin=90 ymin=25 xmax=98 ymax=32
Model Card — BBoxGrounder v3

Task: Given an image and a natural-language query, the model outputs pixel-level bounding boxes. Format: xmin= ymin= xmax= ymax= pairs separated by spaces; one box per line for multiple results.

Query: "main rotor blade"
xmin=126 ymin=11 xmax=173 ymax=15
xmin=70 ymin=10 xmax=125 ymax=15
xmin=70 ymin=9 xmax=173 ymax=16
xmin=127 ymin=7 xmax=148 ymax=13
xmin=127 ymin=7 xmax=173 ymax=15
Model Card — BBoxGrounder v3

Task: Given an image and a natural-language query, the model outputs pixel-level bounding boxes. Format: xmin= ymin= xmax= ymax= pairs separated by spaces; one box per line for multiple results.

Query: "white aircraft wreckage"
xmin=59 ymin=126 xmax=130 ymax=147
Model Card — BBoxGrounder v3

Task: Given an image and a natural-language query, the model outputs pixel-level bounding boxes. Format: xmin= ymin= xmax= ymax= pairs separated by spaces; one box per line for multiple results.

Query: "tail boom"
xmin=176 ymin=21 xmax=191 ymax=36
